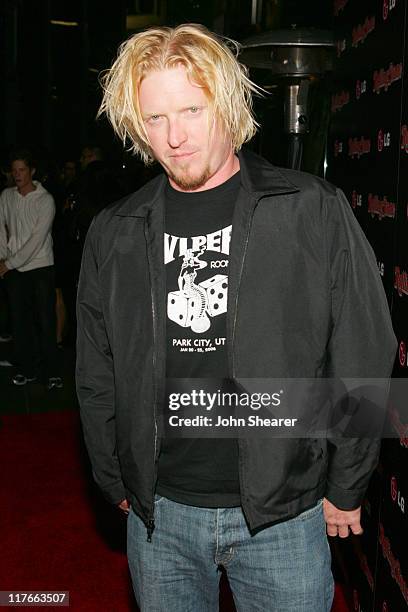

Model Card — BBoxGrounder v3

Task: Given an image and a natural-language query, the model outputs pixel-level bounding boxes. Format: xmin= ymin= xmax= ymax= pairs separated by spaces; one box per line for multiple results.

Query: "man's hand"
xmin=0 ymin=260 xmax=9 ymax=278
xmin=118 ymin=498 xmax=130 ymax=515
xmin=323 ymin=497 xmax=363 ymax=538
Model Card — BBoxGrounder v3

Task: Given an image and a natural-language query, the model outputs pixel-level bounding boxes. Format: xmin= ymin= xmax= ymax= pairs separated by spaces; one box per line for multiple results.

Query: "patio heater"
xmin=240 ymin=27 xmax=334 ymax=170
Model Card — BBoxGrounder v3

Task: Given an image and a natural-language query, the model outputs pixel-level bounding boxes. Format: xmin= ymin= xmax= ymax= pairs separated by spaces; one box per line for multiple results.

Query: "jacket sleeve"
xmin=5 ymin=195 xmax=55 ymax=270
xmin=323 ymin=187 xmax=397 ymax=510
xmin=76 ymin=217 xmax=126 ymax=505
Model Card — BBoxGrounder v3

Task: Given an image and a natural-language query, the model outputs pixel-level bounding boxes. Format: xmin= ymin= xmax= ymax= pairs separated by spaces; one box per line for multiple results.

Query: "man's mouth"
xmin=170 ymin=151 xmax=197 ymax=160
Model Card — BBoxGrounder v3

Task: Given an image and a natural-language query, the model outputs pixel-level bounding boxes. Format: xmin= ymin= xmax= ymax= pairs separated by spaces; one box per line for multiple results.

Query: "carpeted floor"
xmin=0 ymin=409 xmax=349 ymax=611
xmin=0 ymin=410 xmax=135 ymax=611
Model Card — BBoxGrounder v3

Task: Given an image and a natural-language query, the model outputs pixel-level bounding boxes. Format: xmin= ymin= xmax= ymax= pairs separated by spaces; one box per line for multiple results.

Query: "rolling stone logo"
xmin=348 ymin=136 xmax=371 ymax=158
xmin=377 ymin=129 xmax=391 ymax=152
xmin=390 ymin=475 xmax=405 ymax=513
xmin=368 ymin=194 xmax=395 ymax=219
xmin=401 ymin=124 xmax=408 ymax=152
xmin=373 ymin=62 xmax=403 ymax=94
xmin=379 ymin=523 xmax=408 ymax=605
xmin=388 ymin=403 xmax=408 ymax=448
xmin=399 ymin=340 xmax=407 ymax=367
xmin=331 ymin=91 xmax=350 ymax=113
xmin=391 ymin=475 xmax=397 ymax=500
xmin=356 ymin=79 xmax=367 ymax=100
xmin=394 ymin=266 xmax=408 ymax=296
xmin=334 ymin=0 xmax=349 ymax=17
xmin=352 ymin=16 xmax=376 ymax=47
xmin=383 ymin=0 xmax=397 ymax=20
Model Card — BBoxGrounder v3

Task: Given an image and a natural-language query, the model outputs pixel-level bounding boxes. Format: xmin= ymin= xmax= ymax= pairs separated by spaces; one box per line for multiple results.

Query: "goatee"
xmin=167 ymin=166 xmax=211 ymax=191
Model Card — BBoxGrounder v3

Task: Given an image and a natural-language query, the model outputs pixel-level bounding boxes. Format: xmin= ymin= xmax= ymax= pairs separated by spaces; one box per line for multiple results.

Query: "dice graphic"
xmin=199 ymin=274 xmax=228 ymax=317
xmin=168 ymin=291 xmax=194 ymax=327
xmin=168 ymin=290 xmax=207 ymax=327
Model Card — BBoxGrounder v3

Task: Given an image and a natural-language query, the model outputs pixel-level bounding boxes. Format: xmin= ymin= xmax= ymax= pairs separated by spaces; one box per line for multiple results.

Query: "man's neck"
xmin=18 ymin=182 xmax=36 ymax=197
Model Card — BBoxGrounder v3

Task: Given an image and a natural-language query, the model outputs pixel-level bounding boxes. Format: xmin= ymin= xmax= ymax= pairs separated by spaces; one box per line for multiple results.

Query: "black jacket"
xmin=76 ymin=149 xmax=397 ymax=536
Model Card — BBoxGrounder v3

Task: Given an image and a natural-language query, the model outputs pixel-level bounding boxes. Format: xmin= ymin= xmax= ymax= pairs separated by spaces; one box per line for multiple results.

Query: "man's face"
xmin=11 ymin=160 xmax=35 ymax=192
xmin=80 ymin=148 xmax=94 ymax=170
xmin=64 ymin=161 xmax=76 ymax=181
xmin=139 ymin=65 xmax=236 ymax=191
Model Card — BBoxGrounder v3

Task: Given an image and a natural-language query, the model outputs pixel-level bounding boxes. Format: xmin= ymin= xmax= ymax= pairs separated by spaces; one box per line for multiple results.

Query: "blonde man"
xmin=76 ymin=24 xmax=396 ymax=611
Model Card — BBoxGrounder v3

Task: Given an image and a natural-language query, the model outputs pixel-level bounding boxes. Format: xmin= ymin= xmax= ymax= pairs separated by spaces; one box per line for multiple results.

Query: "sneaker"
xmin=0 ymin=334 xmax=12 ymax=343
xmin=47 ymin=377 xmax=63 ymax=390
xmin=0 ymin=360 xmax=14 ymax=367
xmin=12 ymin=374 xmax=37 ymax=386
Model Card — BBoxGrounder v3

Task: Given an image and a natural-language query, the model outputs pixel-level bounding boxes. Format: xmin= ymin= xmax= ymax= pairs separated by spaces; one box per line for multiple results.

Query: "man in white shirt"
xmin=0 ymin=150 xmax=62 ymax=389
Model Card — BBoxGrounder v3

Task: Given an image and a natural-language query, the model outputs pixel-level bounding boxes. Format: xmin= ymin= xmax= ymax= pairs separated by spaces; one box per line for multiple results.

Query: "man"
xmin=76 ymin=25 xmax=397 ymax=611
xmin=0 ymin=150 xmax=62 ymax=389
xmin=79 ymin=145 xmax=103 ymax=171
xmin=61 ymin=159 xmax=77 ymax=189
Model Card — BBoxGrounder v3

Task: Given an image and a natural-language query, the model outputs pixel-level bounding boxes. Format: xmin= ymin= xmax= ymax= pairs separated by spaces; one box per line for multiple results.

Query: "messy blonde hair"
xmin=98 ymin=23 xmax=261 ymax=164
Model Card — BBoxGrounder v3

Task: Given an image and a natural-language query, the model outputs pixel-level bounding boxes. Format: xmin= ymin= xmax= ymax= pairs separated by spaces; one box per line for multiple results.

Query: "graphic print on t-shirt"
xmin=165 ymin=224 xmax=231 ymax=352
xmin=160 ymin=175 xmax=240 ymax=508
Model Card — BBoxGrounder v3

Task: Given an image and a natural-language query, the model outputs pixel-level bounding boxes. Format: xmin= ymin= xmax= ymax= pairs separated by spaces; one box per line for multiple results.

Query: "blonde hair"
xmin=98 ymin=23 xmax=261 ymax=164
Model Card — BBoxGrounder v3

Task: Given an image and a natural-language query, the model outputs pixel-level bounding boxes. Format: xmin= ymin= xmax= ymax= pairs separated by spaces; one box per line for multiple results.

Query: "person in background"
xmin=76 ymin=24 xmax=397 ymax=612
xmin=0 ymin=149 xmax=62 ymax=389
xmin=79 ymin=145 xmax=103 ymax=171
xmin=37 ymin=153 xmax=69 ymax=350
xmin=61 ymin=159 xmax=77 ymax=192
xmin=0 ymin=158 xmax=14 ymax=344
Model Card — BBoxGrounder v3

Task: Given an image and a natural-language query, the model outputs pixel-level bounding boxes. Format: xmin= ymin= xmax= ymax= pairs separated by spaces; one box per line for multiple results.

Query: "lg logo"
xmin=353 ymin=590 xmax=364 ymax=612
xmin=383 ymin=0 xmax=397 ymax=20
xmin=391 ymin=475 xmax=405 ymax=513
xmin=378 ymin=129 xmax=391 ymax=151
xmin=351 ymin=190 xmax=362 ymax=209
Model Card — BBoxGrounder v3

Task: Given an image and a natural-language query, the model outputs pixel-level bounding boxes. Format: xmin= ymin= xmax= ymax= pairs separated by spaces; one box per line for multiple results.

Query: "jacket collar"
xmin=114 ymin=148 xmax=299 ymax=218
xmin=237 ymin=149 xmax=299 ymax=197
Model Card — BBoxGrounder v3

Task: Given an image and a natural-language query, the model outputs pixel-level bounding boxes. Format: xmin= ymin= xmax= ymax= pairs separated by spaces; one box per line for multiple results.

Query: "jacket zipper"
xmin=145 ymin=221 xmax=159 ymax=543
xmin=231 ymin=197 xmax=258 ymax=378
xmin=231 ymin=196 xmax=259 ymax=527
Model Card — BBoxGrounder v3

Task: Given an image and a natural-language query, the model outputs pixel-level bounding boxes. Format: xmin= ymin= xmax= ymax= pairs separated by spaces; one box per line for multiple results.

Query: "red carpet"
xmin=0 ymin=411 xmax=349 ymax=611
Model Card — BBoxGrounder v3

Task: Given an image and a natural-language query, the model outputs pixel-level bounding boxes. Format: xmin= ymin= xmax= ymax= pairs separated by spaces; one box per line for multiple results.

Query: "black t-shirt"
xmin=157 ymin=171 xmax=241 ymax=507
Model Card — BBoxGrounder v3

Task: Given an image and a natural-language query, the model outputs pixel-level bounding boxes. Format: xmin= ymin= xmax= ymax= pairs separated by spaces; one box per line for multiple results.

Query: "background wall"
xmin=327 ymin=0 xmax=407 ymax=609
xmin=0 ymin=0 xmax=333 ymax=165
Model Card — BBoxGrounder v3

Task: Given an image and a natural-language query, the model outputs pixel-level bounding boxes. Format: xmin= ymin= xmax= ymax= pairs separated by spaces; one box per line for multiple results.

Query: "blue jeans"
xmin=127 ymin=496 xmax=334 ymax=612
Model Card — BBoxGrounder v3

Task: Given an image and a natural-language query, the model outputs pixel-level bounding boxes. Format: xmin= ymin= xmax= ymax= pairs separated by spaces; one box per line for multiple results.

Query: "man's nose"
xmin=167 ymin=119 xmax=187 ymax=148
